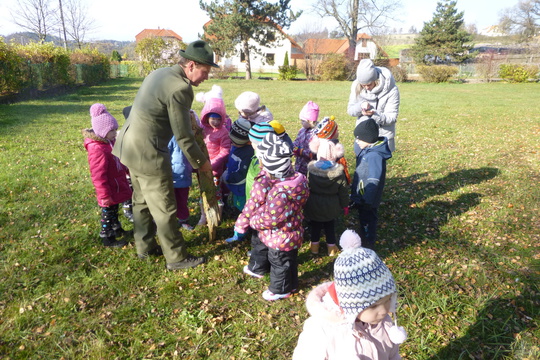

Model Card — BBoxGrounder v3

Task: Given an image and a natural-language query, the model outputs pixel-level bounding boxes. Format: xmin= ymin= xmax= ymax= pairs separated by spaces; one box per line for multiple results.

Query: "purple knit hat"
xmin=90 ymin=103 xmax=118 ymax=138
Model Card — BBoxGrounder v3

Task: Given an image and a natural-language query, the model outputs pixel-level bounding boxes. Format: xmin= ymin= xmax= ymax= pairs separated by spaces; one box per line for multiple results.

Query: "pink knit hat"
xmin=196 ymin=85 xmax=227 ymax=126
xmin=309 ymin=137 xmax=344 ymax=162
xmin=90 ymin=103 xmax=118 ymax=139
xmin=299 ymin=101 xmax=319 ymax=123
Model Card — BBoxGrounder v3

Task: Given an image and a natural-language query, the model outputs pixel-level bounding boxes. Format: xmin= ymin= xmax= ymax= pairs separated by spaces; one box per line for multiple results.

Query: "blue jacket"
xmin=169 ymin=136 xmax=193 ymax=188
xmin=225 ymin=145 xmax=254 ymax=197
xmin=351 ymin=137 xmax=392 ymax=208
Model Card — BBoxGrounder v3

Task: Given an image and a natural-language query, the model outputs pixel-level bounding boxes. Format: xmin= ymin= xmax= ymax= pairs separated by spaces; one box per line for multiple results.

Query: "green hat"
xmin=179 ymin=40 xmax=219 ymax=68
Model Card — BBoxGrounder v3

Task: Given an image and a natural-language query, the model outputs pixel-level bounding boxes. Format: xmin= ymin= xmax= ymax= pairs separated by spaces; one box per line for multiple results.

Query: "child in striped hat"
xmin=225 ymin=122 xmax=275 ymax=243
xmin=233 ymin=133 xmax=310 ymax=301
xmin=293 ymin=229 xmax=406 ymax=359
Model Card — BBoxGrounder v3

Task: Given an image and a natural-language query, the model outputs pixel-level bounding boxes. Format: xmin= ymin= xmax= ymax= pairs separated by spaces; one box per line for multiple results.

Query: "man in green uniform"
xmin=113 ymin=40 xmax=218 ymax=270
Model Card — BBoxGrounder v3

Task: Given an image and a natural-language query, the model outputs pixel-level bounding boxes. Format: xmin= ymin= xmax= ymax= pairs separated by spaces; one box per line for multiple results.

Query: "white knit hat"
xmin=235 ymin=91 xmax=261 ymax=115
xmin=334 ymin=230 xmax=407 ymax=344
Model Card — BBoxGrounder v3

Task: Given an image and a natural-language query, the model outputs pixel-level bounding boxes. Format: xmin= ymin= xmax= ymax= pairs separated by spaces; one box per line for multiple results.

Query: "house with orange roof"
xmin=303 ymin=33 xmax=387 ymax=61
xmin=135 ymin=28 xmax=184 ymax=43
xmin=203 ymin=20 xmax=303 ymax=73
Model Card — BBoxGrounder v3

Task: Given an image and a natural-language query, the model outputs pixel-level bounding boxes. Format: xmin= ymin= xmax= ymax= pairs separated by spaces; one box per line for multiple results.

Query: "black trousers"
xmin=100 ymin=204 xmax=121 ymax=237
xmin=357 ymin=206 xmax=378 ymax=249
xmin=248 ymin=232 xmax=299 ymax=294
xmin=310 ymin=219 xmax=336 ymax=245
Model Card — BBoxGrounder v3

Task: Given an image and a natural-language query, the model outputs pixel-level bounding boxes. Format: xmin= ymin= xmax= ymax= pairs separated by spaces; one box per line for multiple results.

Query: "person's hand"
xmin=199 ymin=160 xmax=212 ymax=172
xmin=362 ymin=108 xmax=375 ymax=116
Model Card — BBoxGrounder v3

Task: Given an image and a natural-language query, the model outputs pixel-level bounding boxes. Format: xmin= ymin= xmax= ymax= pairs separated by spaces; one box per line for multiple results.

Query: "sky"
xmin=0 ymin=0 xmax=516 ymax=42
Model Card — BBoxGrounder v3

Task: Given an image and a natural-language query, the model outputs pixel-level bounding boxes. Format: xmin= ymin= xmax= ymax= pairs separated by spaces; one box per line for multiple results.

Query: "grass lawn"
xmin=0 ymin=78 xmax=539 ymax=359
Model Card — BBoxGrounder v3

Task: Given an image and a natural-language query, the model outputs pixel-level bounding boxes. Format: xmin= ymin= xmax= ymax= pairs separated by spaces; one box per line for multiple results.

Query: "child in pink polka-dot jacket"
xmin=234 ymin=133 xmax=309 ymax=301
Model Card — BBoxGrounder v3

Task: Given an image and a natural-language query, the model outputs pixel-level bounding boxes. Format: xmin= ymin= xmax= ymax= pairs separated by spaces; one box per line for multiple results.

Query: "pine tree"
xmin=410 ymin=0 xmax=474 ymax=64
xmin=199 ymin=0 xmax=300 ymax=80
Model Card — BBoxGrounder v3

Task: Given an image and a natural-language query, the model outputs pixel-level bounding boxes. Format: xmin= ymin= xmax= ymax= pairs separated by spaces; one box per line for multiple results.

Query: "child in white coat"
xmin=293 ymin=230 xmax=407 ymax=360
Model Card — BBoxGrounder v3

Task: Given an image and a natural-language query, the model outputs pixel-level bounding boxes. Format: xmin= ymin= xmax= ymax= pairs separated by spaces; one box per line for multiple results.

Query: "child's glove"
xmin=225 ymin=230 xmax=246 ymax=243
xmin=343 ymin=207 xmax=349 ymax=216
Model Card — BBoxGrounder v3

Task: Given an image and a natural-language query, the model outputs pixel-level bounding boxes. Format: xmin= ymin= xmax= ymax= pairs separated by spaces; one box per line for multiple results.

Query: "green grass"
xmin=0 ymin=79 xmax=539 ymax=359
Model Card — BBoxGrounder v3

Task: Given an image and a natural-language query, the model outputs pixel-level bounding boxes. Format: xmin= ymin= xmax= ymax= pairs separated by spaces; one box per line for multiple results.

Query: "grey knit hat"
xmin=356 ymin=59 xmax=379 ymax=84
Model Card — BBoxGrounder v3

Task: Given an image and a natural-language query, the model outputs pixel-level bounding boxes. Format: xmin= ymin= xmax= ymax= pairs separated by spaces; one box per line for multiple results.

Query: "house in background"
xmin=204 ymin=21 xmax=303 ymax=73
xmin=302 ymin=33 xmax=387 ymax=61
xmin=135 ymin=28 xmax=183 ymax=43
xmin=298 ymin=34 xmax=389 ymax=79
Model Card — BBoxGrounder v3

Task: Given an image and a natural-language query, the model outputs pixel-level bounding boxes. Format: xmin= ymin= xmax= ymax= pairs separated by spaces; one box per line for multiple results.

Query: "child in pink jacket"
xmin=196 ymin=85 xmax=232 ymax=225
xmin=83 ymin=104 xmax=132 ymax=247
xmin=234 ymin=133 xmax=309 ymax=301
xmin=293 ymin=230 xmax=407 ymax=359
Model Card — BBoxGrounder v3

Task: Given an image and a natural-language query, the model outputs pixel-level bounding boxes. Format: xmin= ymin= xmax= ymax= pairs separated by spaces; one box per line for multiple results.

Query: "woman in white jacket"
xmin=347 ymin=59 xmax=400 ymax=152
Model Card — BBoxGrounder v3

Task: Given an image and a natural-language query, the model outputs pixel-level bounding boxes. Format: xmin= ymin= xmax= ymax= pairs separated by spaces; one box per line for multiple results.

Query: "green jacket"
xmin=113 ymin=65 xmax=207 ymax=175
xmin=245 ymin=156 xmax=262 ymax=202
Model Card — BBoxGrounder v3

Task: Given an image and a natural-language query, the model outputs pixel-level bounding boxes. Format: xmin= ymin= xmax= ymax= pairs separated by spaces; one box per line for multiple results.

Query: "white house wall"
xmin=219 ymin=36 xmax=293 ymax=73
xmin=354 ymin=41 xmax=378 ymax=60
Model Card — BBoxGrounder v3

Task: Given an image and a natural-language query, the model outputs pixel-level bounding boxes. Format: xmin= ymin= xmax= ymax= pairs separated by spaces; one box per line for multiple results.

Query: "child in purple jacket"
xmin=234 ymin=133 xmax=309 ymax=301
xmin=293 ymin=101 xmax=319 ymax=175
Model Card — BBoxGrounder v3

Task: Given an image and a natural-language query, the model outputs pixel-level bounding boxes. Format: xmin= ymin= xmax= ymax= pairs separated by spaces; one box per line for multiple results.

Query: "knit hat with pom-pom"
xmin=315 ymin=116 xmax=339 ymax=140
xmin=334 ymin=230 xmax=407 ymax=344
xmin=90 ymin=103 xmax=118 ymax=139
xmin=309 ymin=137 xmax=344 ymax=162
xmin=196 ymin=84 xmax=227 ymax=126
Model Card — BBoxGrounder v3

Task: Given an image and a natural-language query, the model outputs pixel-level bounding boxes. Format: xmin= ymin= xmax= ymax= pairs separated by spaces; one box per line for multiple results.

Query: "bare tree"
xmin=499 ymin=0 xmax=540 ymax=41
xmin=62 ymin=0 xmax=95 ymax=48
xmin=11 ymin=0 xmax=57 ymax=43
xmin=312 ymin=0 xmax=402 ymax=59
xmin=58 ymin=0 xmax=68 ymax=48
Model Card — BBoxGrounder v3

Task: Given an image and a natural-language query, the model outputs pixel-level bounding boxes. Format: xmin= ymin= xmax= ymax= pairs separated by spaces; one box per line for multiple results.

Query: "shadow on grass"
xmin=428 ymin=275 xmax=540 ymax=359
xmin=0 ymin=78 xmax=142 ymax=135
xmin=379 ymin=167 xmax=500 ymax=251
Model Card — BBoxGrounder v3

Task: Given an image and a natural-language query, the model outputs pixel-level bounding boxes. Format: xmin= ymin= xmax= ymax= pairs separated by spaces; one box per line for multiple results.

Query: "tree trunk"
xmin=243 ymin=40 xmax=252 ymax=80
xmin=58 ymin=0 xmax=68 ymax=49
xmin=189 ymin=112 xmax=220 ymax=241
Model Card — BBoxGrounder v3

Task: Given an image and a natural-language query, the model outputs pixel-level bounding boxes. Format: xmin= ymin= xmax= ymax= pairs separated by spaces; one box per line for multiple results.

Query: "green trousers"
xmin=130 ymin=170 xmax=188 ymax=264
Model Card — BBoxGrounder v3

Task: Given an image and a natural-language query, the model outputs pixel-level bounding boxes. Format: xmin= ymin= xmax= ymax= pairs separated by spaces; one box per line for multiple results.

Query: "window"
xmin=266 ymin=53 xmax=275 ymax=65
